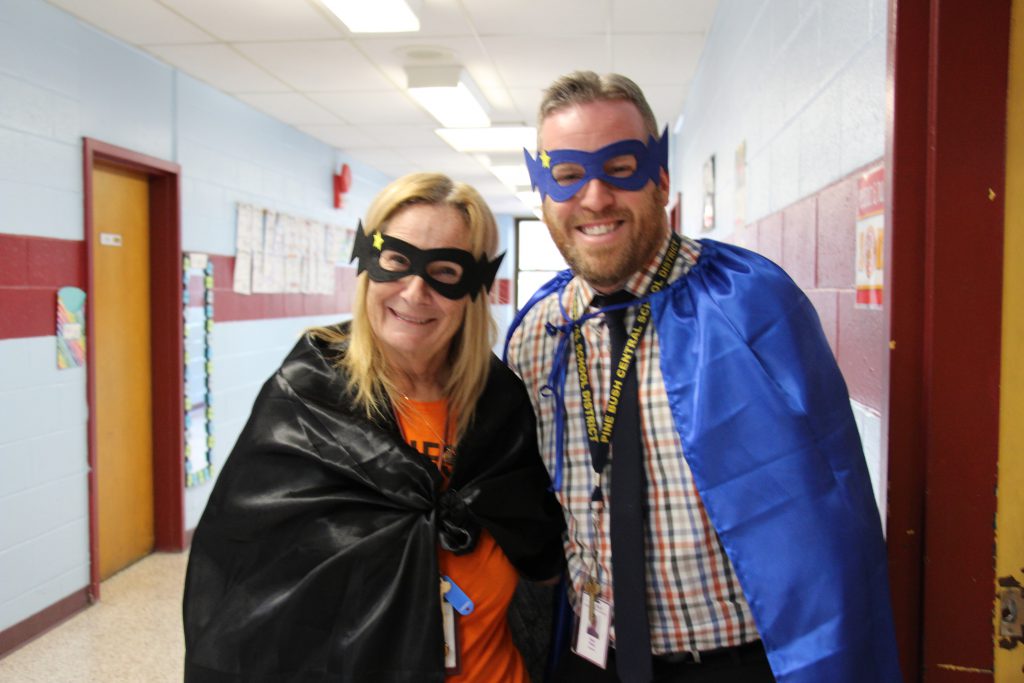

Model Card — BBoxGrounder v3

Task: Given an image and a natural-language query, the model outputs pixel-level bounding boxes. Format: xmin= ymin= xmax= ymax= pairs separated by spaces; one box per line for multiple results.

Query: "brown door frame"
xmin=83 ymin=138 xmax=185 ymax=601
xmin=884 ymin=1 xmax=1010 ymax=680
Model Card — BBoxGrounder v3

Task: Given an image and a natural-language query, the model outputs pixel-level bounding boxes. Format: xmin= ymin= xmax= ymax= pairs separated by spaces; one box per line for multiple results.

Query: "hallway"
xmin=0 ymin=553 xmax=187 ymax=682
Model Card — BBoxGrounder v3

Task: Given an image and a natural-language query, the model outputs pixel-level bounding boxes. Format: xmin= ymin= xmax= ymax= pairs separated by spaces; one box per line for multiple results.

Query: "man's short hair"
xmin=537 ymin=71 xmax=659 ymax=139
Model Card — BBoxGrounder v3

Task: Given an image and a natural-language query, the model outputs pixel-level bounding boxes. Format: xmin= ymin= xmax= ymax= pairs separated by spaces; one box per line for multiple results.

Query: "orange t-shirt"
xmin=396 ymin=398 xmax=528 ymax=683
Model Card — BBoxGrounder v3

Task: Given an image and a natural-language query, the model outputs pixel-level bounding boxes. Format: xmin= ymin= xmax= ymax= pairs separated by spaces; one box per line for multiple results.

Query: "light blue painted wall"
xmin=672 ymin=0 xmax=887 ymax=235
xmin=185 ymin=313 xmax=348 ymax=528
xmin=0 ymin=337 xmax=90 ymax=631
xmin=670 ymin=0 xmax=889 ymax=518
xmin=0 ymin=0 xmax=521 ymax=633
xmin=0 ymin=0 xmax=390 ymax=633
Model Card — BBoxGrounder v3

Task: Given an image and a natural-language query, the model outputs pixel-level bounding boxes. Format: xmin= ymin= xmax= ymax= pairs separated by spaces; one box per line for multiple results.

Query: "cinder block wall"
xmin=671 ymin=0 xmax=889 ymax=515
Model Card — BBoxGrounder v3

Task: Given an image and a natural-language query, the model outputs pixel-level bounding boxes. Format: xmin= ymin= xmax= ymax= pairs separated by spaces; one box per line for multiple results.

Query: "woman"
xmin=183 ymin=173 xmax=565 ymax=682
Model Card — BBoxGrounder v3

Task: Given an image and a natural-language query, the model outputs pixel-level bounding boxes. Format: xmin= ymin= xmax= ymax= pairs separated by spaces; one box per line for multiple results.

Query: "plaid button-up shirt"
xmin=507 ymin=232 xmax=759 ymax=655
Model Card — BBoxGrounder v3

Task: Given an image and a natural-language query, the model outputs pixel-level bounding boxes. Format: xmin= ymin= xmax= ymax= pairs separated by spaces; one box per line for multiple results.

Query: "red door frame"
xmin=83 ymin=138 xmax=185 ymax=601
xmin=884 ymin=1 xmax=1009 ymax=679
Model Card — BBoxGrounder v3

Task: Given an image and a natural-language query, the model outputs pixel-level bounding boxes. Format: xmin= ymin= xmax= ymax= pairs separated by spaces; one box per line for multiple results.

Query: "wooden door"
xmin=92 ymin=163 xmax=155 ymax=580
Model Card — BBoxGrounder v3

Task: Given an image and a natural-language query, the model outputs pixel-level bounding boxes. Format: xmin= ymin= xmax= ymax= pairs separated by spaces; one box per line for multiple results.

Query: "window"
xmin=516 ymin=219 xmax=568 ymax=309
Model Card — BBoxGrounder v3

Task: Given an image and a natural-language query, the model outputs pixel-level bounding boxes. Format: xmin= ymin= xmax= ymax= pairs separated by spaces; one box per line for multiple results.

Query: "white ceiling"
xmin=47 ymin=0 xmax=719 ymax=215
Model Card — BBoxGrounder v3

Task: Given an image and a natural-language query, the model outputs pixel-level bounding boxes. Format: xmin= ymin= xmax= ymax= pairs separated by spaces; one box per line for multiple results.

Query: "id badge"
xmin=441 ymin=601 xmax=461 ymax=674
xmin=572 ymin=591 xmax=611 ymax=669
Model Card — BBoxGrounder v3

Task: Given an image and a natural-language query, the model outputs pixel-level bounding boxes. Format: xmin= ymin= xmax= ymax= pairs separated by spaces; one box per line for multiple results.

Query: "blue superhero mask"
xmin=523 ymin=126 xmax=668 ymax=202
xmin=349 ymin=221 xmax=504 ymax=301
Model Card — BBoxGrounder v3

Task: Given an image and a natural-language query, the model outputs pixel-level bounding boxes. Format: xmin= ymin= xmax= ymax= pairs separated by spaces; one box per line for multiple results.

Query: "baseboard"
xmin=0 ymin=588 xmax=91 ymax=659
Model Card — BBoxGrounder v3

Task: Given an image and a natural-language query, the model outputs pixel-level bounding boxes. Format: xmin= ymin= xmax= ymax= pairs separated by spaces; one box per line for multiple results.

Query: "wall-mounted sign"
xmin=855 ymin=165 xmax=885 ymax=309
xmin=99 ymin=232 xmax=123 ymax=247
xmin=56 ymin=286 xmax=86 ymax=369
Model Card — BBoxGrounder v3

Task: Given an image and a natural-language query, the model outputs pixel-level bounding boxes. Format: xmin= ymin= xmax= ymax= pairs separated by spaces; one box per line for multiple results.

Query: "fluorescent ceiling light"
xmin=488 ymin=164 xmax=531 ymax=190
xmin=322 ymin=0 xmax=420 ymax=32
xmin=406 ymin=66 xmax=490 ymax=128
xmin=436 ymin=126 xmax=537 ymax=152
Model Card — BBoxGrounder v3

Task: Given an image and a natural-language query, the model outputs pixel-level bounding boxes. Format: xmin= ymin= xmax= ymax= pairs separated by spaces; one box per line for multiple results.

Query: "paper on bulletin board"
xmin=57 ymin=286 xmax=86 ymax=369
xmin=855 ymin=165 xmax=885 ymax=309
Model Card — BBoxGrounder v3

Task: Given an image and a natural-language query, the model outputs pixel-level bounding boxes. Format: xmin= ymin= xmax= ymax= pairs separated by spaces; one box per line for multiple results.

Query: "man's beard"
xmin=543 ymin=188 xmax=668 ymax=291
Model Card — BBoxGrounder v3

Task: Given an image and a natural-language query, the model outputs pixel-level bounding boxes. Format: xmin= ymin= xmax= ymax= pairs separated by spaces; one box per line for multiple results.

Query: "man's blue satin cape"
xmin=505 ymin=239 xmax=902 ymax=683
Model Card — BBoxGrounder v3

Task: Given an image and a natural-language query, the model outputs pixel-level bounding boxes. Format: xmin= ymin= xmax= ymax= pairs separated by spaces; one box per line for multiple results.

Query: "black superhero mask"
xmin=349 ymin=221 xmax=504 ymax=300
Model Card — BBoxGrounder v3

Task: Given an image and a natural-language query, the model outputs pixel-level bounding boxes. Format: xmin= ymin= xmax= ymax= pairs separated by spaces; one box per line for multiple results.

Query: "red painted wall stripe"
xmin=721 ymin=159 xmax=886 ymax=411
xmin=0 ymin=235 xmax=86 ymax=340
xmin=1 ymin=237 xmax=515 ymax=338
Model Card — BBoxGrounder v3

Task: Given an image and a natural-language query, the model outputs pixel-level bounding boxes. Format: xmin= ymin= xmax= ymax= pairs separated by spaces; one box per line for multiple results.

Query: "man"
xmin=505 ymin=71 xmax=901 ymax=683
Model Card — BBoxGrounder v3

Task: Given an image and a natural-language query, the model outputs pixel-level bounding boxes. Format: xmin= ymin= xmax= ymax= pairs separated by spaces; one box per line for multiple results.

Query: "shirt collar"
xmin=577 ymin=230 xmax=699 ymax=310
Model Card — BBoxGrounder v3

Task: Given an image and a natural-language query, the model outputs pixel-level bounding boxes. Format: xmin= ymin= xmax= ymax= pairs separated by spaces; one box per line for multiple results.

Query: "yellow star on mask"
xmin=540 ymin=150 xmax=551 ymax=168
xmin=372 ymin=231 xmax=384 ymax=251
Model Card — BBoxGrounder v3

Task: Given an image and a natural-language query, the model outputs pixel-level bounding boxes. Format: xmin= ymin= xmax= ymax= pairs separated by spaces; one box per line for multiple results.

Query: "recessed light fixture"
xmin=406 ymin=66 xmax=490 ymax=128
xmin=322 ymin=0 xmax=421 ymax=33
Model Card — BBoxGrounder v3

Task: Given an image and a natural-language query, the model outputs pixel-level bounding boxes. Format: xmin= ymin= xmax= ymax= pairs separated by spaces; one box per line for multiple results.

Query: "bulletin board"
xmin=183 ymin=254 xmax=215 ymax=487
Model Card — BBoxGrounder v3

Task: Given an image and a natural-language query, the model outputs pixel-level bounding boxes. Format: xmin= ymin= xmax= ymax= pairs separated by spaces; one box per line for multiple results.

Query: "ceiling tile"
xmin=145 ymin=44 xmax=289 ymax=92
xmin=351 ymin=36 xmax=492 ymax=87
xmin=41 ymin=0 xmax=719 ymax=214
xmin=358 ymin=125 xmax=449 ymax=148
xmin=460 ymin=0 xmax=607 ymax=35
xmin=611 ymin=0 xmax=719 ymax=33
xmin=308 ymin=90 xmax=434 ymax=125
xmin=235 ymin=93 xmax=343 ymax=125
xmin=400 ymin=146 xmax=487 ymax=175
xmin=507 ymin=87 xmax=544 ymax=127
xmin=160 ymin=0 xmax=343 ymax=41
xmin=46 ymin=0 xmax=214 ymax=44
xmin=481 ymin=35 xmax=610 ymax=88
xmin=611 ymin=34 xmax=706 ymax=85
xmin=235 ymin=40 xmax=394 ymax=91
xmin=401 ymin=0 xmax=476 ymax=37
xmin=298 ymin=124 xmax=383 ymax=148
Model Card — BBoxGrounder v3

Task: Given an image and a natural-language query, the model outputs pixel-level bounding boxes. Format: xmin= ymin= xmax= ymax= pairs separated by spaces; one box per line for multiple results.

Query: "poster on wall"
xmin=702 ymin=154 xmax=716 ymax=233
xmin=855 ymin=165 xmax=885 ymax=309
xmin=734 ymin=141 xmax=747 ymax=232
xmin=56 ymin=286 xmax=86 ymax=370
xmin=183 ymin=253 xmax=215 ymax=487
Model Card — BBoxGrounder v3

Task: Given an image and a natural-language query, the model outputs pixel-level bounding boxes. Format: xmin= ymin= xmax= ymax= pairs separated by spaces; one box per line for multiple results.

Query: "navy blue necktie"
xmin=598 ymin=292 xmax=653 ymax=683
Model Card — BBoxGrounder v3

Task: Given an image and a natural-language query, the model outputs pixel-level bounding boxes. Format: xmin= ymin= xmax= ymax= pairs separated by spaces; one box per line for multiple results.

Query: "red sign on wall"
xmin=855 ymin=165 xmax=885 ymax=309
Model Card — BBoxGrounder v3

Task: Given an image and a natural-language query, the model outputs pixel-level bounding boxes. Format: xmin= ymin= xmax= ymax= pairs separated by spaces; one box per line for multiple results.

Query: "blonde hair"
xmin=537 ymin=70 xmax=659 ymax=141
xmin=312 ymin=172 xmax=499 ymax=441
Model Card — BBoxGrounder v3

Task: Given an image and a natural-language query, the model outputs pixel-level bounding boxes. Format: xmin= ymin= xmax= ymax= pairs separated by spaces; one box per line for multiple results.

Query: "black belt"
xmin=653 ymin=639 xmax=766 ymax=666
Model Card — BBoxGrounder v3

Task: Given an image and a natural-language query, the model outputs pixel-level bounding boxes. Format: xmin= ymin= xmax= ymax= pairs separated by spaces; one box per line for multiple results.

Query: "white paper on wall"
xmin=235 ymin=204 xmax=345 ymax=296
xmin=233 ymin=251 xmax=252 ymax=295
xmin=235 ymin=204 xmax=259 ymax=253
xmin=318 ymin=259 xmax=335 ymax=294
xmin=327 ymin=225 xmax=356 ymax=264
xmin=233 ymin=204 xmax=261 ymax=294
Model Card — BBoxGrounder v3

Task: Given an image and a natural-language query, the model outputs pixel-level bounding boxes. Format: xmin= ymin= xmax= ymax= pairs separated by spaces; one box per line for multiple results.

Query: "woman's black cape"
xmin=183 ymin=327 xmax=565 ymax=682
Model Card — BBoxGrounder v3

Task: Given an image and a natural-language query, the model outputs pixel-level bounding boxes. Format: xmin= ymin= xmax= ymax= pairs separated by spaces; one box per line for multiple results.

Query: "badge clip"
xmin=442 ymin=575 xmax=474 ymax=615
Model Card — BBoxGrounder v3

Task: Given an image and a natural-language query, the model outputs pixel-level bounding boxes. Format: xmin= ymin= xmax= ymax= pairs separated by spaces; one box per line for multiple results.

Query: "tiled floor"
xmin=0 ymin=552 xmax=188 ymax=682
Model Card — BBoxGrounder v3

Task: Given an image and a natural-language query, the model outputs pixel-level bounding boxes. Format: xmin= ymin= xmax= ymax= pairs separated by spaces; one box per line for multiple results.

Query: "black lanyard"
xmin=572 ymin=233 xmax=682 ymax=485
